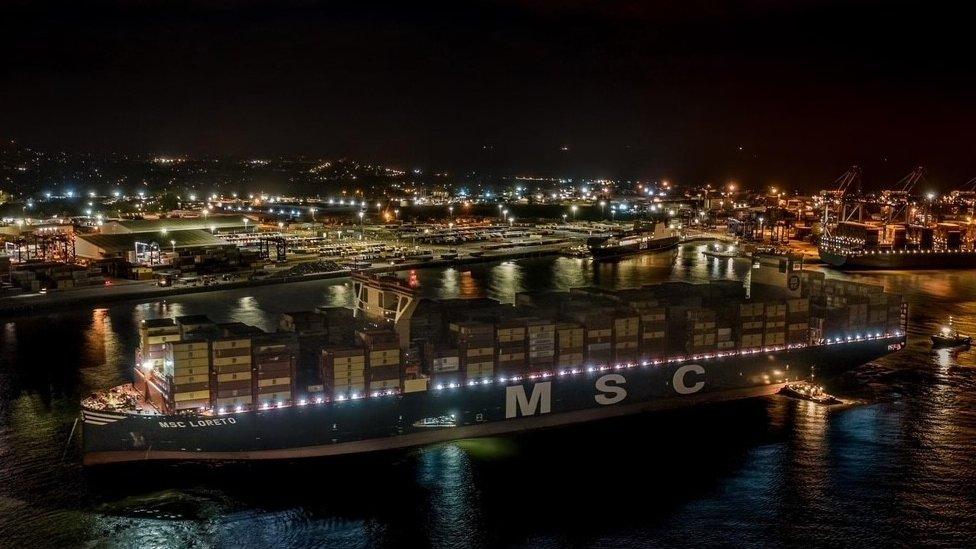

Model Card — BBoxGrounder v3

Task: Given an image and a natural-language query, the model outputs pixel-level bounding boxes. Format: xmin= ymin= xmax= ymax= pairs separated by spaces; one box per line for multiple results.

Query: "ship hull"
xmin=819 ymin=248 xmax=976 ymax=269
xmin=82 ymin=336 xmax=903 ymax=465
xmin=589 ymin=236 xmax=680 ymax=260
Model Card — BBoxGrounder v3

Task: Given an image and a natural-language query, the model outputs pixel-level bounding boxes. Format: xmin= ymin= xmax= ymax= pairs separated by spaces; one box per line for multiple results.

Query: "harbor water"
xmin=1 ymin=243 xmax=975 ymax=547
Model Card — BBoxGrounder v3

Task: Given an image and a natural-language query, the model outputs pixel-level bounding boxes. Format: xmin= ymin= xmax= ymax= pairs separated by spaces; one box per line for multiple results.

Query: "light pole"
xmin=509 ymin=216 xmax=515 ymax=227
xmin=358 ymin=210 xmax=365 ymax=240
xmin=170 ymin=240 xmax=176 ymax=255
xmin=448 ymin=205 xmax=454 ymax=221
xmin=394 ymin=209 xmax=399 ymax=221
xmin=562 ymin=213 xmax=567 ymax=224
xmin=498 ymin=204 xmax=503 ymax=221
xmin=571 ymin=204 xmax=578 ymax=221
xmin=599 ymin=200 xmax=606 ymax=219
xmin=242 ymin=217 xmax=249 ymax=232
xmin=758 ymin=216 xmax=765 ymax=241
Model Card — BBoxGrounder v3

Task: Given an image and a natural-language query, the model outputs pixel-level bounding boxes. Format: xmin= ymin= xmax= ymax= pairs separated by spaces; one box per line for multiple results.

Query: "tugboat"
xmin=701 ymin=242 xmax=741 ymax=260
xmin=931 ymin=316 xmax=972 ymax=348
xmin=779 ymin=381 xmax=841 ymax=405
xmin=562 ymin=243 xmax=591 ymax=258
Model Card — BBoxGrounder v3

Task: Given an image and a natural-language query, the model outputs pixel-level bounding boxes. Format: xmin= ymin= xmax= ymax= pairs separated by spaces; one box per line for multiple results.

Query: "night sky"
xmin=3 ymin=0 xmax=976 ymax=190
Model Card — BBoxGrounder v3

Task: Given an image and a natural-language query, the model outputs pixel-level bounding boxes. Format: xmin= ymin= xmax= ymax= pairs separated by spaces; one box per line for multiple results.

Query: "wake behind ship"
xmin=81 ymin=254 xmax=907 ymax=465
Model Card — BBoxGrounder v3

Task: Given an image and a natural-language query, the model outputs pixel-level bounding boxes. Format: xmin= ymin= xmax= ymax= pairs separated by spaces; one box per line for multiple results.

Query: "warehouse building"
xmin=98 ymin=215 xmax=249 ymax=235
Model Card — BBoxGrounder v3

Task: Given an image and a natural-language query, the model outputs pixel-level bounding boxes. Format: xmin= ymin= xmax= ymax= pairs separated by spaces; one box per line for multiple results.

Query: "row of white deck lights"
xmin=855 ymin=248 xmax=973 ymax=255
xmin=429 ymin=331 xmax=899 ymax=391
xmin=214 ymin=331 xmax=902 ymax=413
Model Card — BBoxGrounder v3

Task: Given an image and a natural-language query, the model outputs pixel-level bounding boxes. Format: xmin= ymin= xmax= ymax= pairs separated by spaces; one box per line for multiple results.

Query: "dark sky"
xmin=3 ymin=0 xmax=976 ymax=190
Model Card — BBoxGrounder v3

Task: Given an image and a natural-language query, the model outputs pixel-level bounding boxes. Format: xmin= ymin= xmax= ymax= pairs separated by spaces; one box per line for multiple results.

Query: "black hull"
xmin=82 ymin=336 xmax=904 ymax=465
xmin=820 ymin=248 xmax=976 ymax=270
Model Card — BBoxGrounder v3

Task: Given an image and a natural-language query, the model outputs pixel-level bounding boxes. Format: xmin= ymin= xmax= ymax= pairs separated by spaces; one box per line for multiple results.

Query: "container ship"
xmin=81 ymin=255 xmax=907 ymax=465
xmin=819 ymin=221 xmax=976 ymax=269
xmin=586 ymin=221 xmax=680 ymax=259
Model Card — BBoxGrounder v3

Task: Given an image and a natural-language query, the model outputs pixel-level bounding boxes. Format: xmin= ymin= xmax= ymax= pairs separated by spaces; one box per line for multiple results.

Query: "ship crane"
xmin=883 ymin=166 xmax=925 ymax=225
xmin=820 ymin=166 xmax=862 ymax=232
xmin=949 ymin=176 xmax=976 ymax=206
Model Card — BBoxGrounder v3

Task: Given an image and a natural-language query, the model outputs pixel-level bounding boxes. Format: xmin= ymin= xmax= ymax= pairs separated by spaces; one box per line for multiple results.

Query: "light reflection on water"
xmin=1 ymin=243 xmax=975 ymax=546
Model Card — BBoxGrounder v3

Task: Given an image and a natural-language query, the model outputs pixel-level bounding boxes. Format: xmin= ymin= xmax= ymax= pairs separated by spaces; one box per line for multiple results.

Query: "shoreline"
xmin=0 ymin=245 xmax=572 ymax=318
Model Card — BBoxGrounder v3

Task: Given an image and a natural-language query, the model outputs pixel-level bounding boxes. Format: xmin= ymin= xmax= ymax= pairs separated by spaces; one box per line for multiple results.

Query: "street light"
xmin=448 ymin=205 xmax=454 ymax=220
xmin=358 ymin=210 xmax=365 ymax=239
xmin=599 ymin=201 xmax=606 ymax=219
xmin=170 ymin=240 xmax=176 ymax=254
xmin=562 ymin=213 xmax=568 ymax=224
xmin=242 ymin=218 xmax=249 ymax=232
xmin=571 ymin=204 xmax=578 ymax=221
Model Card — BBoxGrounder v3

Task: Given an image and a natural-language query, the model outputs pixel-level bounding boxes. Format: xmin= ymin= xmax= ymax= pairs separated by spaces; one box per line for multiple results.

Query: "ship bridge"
xmin=351 ymin=272 xmax=420 ymax=347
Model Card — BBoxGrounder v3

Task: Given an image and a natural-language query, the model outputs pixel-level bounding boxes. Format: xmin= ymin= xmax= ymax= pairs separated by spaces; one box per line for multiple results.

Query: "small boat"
xmin=779 ymin=382 xmax=841 ymax=404
xmin=932 ymin=316 xmax=972 ymax=348
xmin=701 ymin=243 xmax=740 ymax=259
xmin=562 ymin=244 xmax=591 ymax=258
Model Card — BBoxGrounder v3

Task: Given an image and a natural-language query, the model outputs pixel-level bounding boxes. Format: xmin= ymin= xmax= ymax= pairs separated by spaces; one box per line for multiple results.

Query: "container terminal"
xmin=81 ymin=254 xmax=907 ymax=465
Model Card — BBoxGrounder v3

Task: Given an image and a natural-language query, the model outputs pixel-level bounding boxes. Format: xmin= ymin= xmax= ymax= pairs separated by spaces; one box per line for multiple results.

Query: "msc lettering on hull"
xmin=505 ymin=367 xmax=707 ymax=419
xmin=506 ymin=382 xmax=552 ymax=418
xmin=158 ymin=417 xmax=238 ymax=428
xmin=672 ymin=364 xmax=705 ymax=395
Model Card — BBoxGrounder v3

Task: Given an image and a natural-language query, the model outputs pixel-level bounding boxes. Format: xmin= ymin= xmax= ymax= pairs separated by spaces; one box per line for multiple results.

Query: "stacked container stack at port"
xmin=495 ymin=319 xmax=528 ymax=378
xmin=211 ymin=323 xmax=259 ymax=409
xmin=317 ymin=306 xmax=356 ymax=346
xmin=252 ymin=333 xmax=298 ymax=406
xmin=555 ymin=322 xmax=585 ymax=369
xmin=322 ymin=346 xmax=367 ymax=398
xmin=451 ymin=321 xmax=496 ymax=382
xmin=167 ymin=337 xmax=211 ymax=411
xmin=8 ymin=263 xmax=103 ymax=292
xmin=786 ymin=298 xmax=811 ymax=345
xmin=137 ymin=318 xmax=180 ymax=374
xmin=360 ymin=328 xmax=402 ymax=392
xmin=762 ymin=300 xmax=787 ymax=347
xmin=737 ymin=301 xmax=766 ymax=349
xmin=636 ymin=303 xmax=668 ymax=361
xmin=686 ymin=307 xmax=718 ymax=355
xmin=935 ymin=223 xmax=963 ymax=249
xmin=277 ymin=311 xmax=328 ymax=399
xmin=423 ymin=343 xmax=462 ymax=387
xmin=526 ymin=318 xmax=556 ymax=370
xmin=133 ymin=319 xmax=182 ymax=411
xmin=611 ymin=312 xmax=640 ymax=363
xmin=567 ymin=309 xmax=612 ymax=365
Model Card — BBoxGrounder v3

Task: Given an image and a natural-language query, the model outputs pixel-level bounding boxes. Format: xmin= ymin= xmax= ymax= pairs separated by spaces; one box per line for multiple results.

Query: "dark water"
xmin=1 ymin=243 xmax=975 ymax=547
